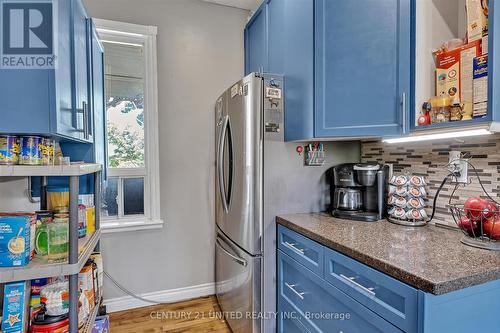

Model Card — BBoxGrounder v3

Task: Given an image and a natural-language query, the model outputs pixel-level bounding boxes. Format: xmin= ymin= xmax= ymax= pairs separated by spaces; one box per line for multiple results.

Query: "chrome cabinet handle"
xmin=284 ymin=241 xmax=305 ymax=254
xmin=401 ymin=92 xmax=407 ymax=134
xmin=339 ymin=274 xmax=376 ymax=297
xmin=285 ymin=282 xmax=305 ymax=300
xmin=217 ymin=115 xmax=229 ymax=213
xmin=83 ymin=101 xmax=89 ymax=139
xmin=216 ymin=238 xmax=247 ymax=267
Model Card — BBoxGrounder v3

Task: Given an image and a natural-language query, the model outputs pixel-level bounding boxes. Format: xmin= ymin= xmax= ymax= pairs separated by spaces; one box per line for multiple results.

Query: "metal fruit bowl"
xmin=449 ymin=204 xmax=500 ymax=251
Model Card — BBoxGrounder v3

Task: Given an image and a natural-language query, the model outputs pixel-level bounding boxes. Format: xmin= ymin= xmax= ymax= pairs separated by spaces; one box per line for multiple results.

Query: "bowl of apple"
xmin=450 ymin=197 xmax=500 ymax=251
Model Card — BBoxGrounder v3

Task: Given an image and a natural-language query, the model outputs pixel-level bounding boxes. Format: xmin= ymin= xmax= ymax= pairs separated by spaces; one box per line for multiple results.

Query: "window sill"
xmin=100 ymin=218 xmax=164 ymax=234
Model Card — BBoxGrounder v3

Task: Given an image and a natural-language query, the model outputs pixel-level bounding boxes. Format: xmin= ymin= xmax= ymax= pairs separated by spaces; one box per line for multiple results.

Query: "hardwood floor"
xmin=109 ymin=295 xmax=232 ymax=332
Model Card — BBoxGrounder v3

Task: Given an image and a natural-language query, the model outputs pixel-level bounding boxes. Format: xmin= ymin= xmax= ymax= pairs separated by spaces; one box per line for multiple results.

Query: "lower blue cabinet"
xmin=278 ymin=250 xmax=402 ymax=333
xmin=277 ymin=225 xmax=500 ymax=333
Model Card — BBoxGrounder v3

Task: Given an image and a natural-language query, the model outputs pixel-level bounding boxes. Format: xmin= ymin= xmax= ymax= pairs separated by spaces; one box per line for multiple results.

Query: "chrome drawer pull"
xmin=284 ymin=241 xmax=305 ymax=254
xmin=339 ymin=274 xmax=376 ymax=297
xmin=285 ymin=282 xmax=305 ymax=300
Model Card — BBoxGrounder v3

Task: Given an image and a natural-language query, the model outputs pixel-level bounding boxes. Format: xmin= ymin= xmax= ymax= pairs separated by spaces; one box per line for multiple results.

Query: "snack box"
xmin=92 ymin=315 xmax=109 ymax=333
xmin=466 ymin=0 xmax=488 ymax=43
xmin=1 ymin=281 xmax=30 ymax=333
xmin=473 ymin=55 xmax=488 ymax=118
xmin=435 ymin=40 xmax=482 ymax=104
xmin=0 ymin=215 xmax=31 ymax=267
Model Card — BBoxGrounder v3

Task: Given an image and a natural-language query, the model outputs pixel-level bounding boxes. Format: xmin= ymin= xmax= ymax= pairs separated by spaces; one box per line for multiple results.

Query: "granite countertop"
xmin=277 ymin=213 xmax=500 ymax=295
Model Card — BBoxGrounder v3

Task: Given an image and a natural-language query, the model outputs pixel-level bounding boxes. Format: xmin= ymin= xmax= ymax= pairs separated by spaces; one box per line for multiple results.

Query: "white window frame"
xmin=95 ymin=19 xmax=162 ymax=233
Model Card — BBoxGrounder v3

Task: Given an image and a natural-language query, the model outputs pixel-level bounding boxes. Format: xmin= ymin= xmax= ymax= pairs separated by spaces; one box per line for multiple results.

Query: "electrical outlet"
xmin=448 ymin=151 xmax=468 ymax=184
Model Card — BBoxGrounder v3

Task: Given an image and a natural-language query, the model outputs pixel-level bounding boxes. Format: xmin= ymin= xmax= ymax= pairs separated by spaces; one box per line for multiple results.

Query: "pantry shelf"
xmin=0 ymin=230 xmax=101 ymax=283
xmin=0 ymin=163 xmax=102 ymax=177
xmin=80 ymin=297 xmax=102 ymax=333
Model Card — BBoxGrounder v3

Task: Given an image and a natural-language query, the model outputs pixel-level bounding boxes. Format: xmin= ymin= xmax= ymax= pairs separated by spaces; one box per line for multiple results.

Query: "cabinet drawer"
xmin=278 ymin=250 xmax=323 ymax=332
xmin=278 ymin=225 xmax=324 ymax=275
xmin=278 ymin=296 xmax=313 ymax=333
xmin=324 ymin=248 xmax=418 ymax=333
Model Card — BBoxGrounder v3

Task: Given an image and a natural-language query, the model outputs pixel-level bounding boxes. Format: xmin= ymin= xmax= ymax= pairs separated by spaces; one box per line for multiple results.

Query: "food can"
xmin=0 ymin=135 xmax=20 ymax=165
xmin=19 ymin=136 xmax=43 ymax=165
xmin=41 ymin=138 xmax=55 ymax=166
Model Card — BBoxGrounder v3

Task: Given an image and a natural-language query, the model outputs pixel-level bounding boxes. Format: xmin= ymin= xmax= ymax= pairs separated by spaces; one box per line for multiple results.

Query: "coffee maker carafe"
xmin=331 ymin=163 xmax=389 ymax=222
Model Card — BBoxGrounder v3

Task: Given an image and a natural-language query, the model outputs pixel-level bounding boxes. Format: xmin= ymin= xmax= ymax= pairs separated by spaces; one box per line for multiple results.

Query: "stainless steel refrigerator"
xmin=215 ymin=73 xmax=359 ymax=333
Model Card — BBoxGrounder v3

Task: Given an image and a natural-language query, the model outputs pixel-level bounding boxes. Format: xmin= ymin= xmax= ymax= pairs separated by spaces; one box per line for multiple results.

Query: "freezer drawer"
xmin=215 ymin=232 xmax=261 ymax=333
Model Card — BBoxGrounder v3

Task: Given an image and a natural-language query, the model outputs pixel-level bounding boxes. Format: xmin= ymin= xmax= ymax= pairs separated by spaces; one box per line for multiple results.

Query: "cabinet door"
xmin=267 ymin=0 xmax=314 ymax=141
xmin=73 ymin=0 xmax=91 ymax=142
xmin=53 ymin=0 xmax=75 ymax=139
xmin=90 ymin=21 xmax=107 ymax=179
xmin=244 ymin=3 xmax=268 ymax=74
xmin=315 ymin=0 xmax=411 ymax=138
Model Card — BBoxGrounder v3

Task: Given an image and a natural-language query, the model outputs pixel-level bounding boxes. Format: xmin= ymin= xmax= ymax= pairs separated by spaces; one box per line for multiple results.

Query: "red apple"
xmin=458 ymin=216 xmax=479 ymax=237
xmin=482 ymin=201 xmax=499 ymax=220
xmin=483 ymin=218 xmax=500 ymax=240
xmin=464 ymin=197 xmax=487 ymax=221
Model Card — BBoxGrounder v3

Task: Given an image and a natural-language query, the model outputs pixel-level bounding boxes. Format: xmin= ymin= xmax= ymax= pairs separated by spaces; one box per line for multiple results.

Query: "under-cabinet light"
xmin=382 ymin=129 xmax=492 ymax=144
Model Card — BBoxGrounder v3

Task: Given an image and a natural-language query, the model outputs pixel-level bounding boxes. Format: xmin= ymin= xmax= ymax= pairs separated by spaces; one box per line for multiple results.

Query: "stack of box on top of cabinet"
xmin=417 ymin=0 xmax=489 ymax=127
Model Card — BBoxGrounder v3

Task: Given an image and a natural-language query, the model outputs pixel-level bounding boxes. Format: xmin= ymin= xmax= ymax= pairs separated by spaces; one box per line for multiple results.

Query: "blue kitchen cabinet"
xmin=409 ymin=0 xmax=500 ymax=133
xmin=58 ymin=20 xmax=106 ymax=194
xmin=244 ymin=3 xmax=267 ymax=74
xmin=0 ymin=0 xmax=93 ymax=143
xmin=277 ymin=225 xmax=500 ymax=333
xmin=245 ymin=0 xmax=314 ymax=141
xmin=315 ymin=0 xmax=411 ymax=138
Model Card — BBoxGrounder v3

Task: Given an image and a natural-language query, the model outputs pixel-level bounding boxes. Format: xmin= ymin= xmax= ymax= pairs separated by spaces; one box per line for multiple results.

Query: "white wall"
xmin=82 ymin=0 xmax=249 ymax=299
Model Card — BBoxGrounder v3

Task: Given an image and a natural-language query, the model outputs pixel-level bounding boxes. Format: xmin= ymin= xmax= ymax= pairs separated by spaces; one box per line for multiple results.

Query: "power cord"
xmin=428 ymin=173 xmax=453 ymax=222
xmin=104 ymin=271 xmax=175 ymax=305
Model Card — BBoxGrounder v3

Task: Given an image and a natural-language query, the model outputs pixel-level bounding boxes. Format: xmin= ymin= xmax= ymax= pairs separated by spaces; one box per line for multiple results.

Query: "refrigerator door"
xmin=215 ymin=74 xmax=263 ymax=255
xmin=215 ymin=230 xmax=261 ymax=333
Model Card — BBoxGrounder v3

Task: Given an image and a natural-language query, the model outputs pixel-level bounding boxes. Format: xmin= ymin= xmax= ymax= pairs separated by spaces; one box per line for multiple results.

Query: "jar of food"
xmin=47 ymin=187 xmax=69 ymax=212
xmin=429 ymin=96 xmax=451 ymax=124
xmin=19 ymin=136 xmax=43 ymax=165
xmin=47 ymin=218 xmax=68 ymax=263
xmin=0 ymin=135 xmax=20 ymax=165
xmin=35 ymin=211 xmax=53 ymax=260
xmin=450 ymin=97 xmax=462 ymax=121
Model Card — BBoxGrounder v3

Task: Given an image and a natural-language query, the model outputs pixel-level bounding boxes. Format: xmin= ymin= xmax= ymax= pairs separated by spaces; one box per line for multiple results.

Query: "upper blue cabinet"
xmin=0 ymin=0 xmax=94 ymax=143
xmin=315 ymin=0 xmax=411 ymax=138
xmin=245 ymin=0 xmax=314 ymax=141
xmin=244 ymin=0 xmax=410 ymax=140
xmin=244 ymin=4 xmax=267 ymax=74
xmin=411 ymin=0 xmax=499 ymax=133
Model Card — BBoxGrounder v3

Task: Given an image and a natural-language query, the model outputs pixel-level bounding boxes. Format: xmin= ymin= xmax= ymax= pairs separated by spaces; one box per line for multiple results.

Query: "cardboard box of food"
xmin=473 ymin=55 xmax=488 ymax=118
xmin=466 ymin=0 xmax=488 ymax=42
xmin=435 ymin=40 xmax=481 ymax=104
xmin=0 ymin=215 xmax=31 ymax=267
xmin=2 ymin=281 xmax=30 ymax=333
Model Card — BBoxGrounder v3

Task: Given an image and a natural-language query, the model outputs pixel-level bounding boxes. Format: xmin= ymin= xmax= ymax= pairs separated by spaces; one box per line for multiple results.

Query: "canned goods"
xmin=41 ymin=138 xmax=55 ymax=166
xmin=0 ymin=135 xmax=20 ymax=165
xmin=19 ymin=136 xmax=43 ymax=165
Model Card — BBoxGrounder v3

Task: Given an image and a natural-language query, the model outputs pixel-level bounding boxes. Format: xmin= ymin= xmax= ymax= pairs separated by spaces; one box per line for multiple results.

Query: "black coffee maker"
xmin=331 ymin=163 xmax=389 ymax=222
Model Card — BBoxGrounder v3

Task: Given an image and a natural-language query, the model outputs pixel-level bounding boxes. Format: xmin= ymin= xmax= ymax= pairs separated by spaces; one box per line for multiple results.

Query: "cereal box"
xmin=436 ymin=40 xmax=481 ymax=104
xmin=0 ymin=215 xmax=31 ymax=267
xmin=466 ymin=0 xmax=488 ymax=43
xmin=1 ymin=281 xmax=30 ymax=333
xmin=473 ymin=55 xmax=488 ymax=118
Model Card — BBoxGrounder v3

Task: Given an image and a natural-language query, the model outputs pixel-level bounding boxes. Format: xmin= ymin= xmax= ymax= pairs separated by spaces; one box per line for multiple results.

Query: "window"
xmin=95 ymin=19 xmax=161 ymax=231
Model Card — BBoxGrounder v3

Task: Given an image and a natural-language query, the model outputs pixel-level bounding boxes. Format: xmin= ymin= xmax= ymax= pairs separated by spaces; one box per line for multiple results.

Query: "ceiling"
xmin=201 ymin=0 xmax=261 ymax=11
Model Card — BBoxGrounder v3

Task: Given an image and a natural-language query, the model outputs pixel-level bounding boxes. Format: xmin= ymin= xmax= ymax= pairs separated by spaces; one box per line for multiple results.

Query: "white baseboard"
xmin=103 ymin=282 xmax=216 ymax=313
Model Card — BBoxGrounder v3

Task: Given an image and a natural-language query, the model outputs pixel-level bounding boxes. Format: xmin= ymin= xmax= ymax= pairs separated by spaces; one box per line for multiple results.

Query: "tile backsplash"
xmin=361 ymin=134 xmax=500 ymax=227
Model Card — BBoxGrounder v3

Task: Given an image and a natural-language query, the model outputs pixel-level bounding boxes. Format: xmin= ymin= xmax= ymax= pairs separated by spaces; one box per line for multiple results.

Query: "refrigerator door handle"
xmin=216 ymin=237 xmax=247 ymax=267
xmin=217 ymin=115 xmax=230 ymax=213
